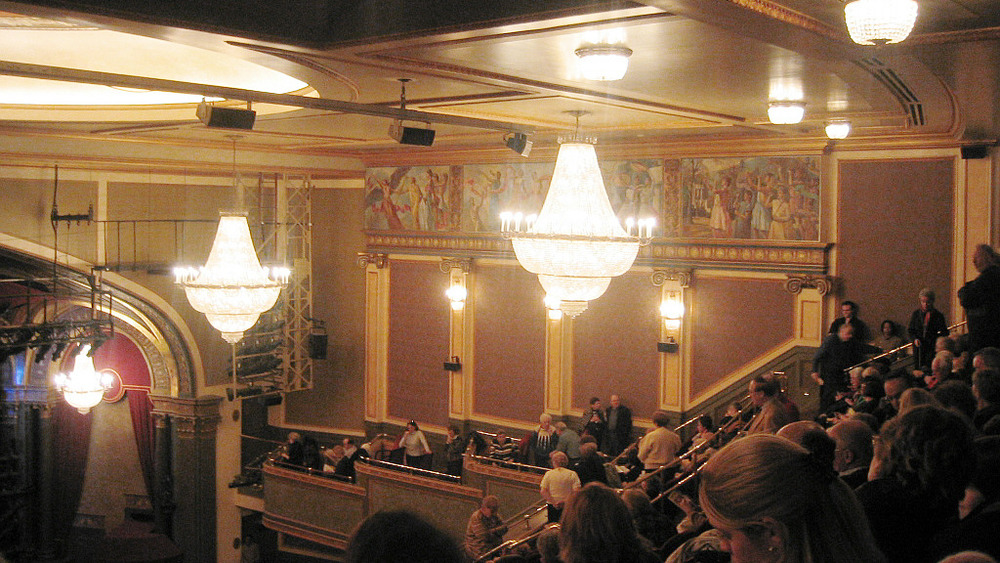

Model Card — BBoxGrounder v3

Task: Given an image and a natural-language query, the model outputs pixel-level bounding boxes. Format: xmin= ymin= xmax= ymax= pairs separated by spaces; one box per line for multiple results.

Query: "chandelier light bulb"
xmin=825 ymin=120 xmax=851 ymax=139
xmin=845 ymin=0 xmax=918 ymax=45
xmin=575 ymin=44 xmax=633 ymax=81
xmin=768 ymin=101 xmax=806 ymax=124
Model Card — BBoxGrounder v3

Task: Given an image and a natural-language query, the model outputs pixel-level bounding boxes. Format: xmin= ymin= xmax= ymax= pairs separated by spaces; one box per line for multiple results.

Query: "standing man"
xmin=908 ymin=288 xmax=949 ymax=370
xmin=829 ymin=300 xmax=872 ymax=343
xmin=580 ymin=397 xmax=607 ymax=449
xmin=553 ymin=422 xmax=581 ymax=465
xmin=540 ymin=451 xmax=580 ymax=522
xmin=636 ymin=410 xmax=681 ymax=474
xmin=464 ymin=495 xmax=508 ymax=561
xmin=811 ymin=324 xmax=880 ymax=412
xmin=605 ymin=394 xmax=633 ymax=456
xmin=529 ymin=413 xmax=558 ymax=467
xmin=959 ymin=244 xmax=1000 ymax=355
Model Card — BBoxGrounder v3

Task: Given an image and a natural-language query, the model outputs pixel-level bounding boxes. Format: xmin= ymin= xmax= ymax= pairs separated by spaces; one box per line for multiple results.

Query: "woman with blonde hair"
xmin=699 ymin=434 xmax=884 ymax=563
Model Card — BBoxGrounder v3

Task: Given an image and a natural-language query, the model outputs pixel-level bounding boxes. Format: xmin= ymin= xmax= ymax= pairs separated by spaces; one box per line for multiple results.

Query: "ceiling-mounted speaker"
xmin=197 ymin=102 xmax=256 ymax=130
xmin=961 ymin=144 xmax=989 ymax=159
xmin=389 ymin=121 xmax=435 ymax=146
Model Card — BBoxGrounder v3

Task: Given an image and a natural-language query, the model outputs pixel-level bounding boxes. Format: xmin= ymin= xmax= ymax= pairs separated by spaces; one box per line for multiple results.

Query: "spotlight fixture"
xmin=845 ymin=0 xmax=918 ymax=45
xmin=767 ymin=101 xmax=806 ymax=124
xmin=575 ymin=44 xmax=633 ymax=81
xmin=196 ymin=102 xmax=256 ymax=130
xmin=825 ymin=120 xmax=851 ymax=139
xmin=389 ymin=78 xmax=435 ymax=146
xmin=505 ymin=133 xmax=533 ymax=157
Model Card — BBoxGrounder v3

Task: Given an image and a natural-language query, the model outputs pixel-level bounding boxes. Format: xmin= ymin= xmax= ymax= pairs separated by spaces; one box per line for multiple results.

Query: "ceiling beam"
xmin=0 ymin=60 xmax=533 ymax=134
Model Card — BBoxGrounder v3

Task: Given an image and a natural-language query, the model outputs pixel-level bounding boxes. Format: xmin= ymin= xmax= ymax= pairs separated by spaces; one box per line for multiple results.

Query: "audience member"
xmin=399 ymin=421 xmax=431 ymax=469
xmin=932 ymin=436 xmax=1000 ymax=560
xmin=605 ymin=394 xmax=633 ymax=456
xmin=973 ymin=347 xmax=1000 ymax=373
xmin=937 ymin=553 xmax=998 ymax=563
xmin=322 ymin=444 xmax=344 ymax=473
xmin=529 ymin=414 xmax=559 ymax=467
xmin=744 ymin=374 xmax=793 ymax=434
xmin=875 ymin=373 xmax=912 ymax=426
xmin=827 ymin=418 xmax=874 ymax=488
xmin=488 ymin=430 xmax=518 ymax=461
xmin=535 ymin=524 xmax=561 ymax=563
xmin=830 ymin=300 xmax=873 ymax=343
xmin=812 ymin=323 xmax=880 ymax=411
xmin=621 ymin=488 xmax=673 ymax=552
xmin=301 ymin=436 xmax=323 ymax=471
xmin=540 ymin=451 xmax=580 ymax=522
xmin=636 ymin=410 xmax=682 ymax=474
xmin=554 ymin=422 xmax=581 ymax=464
xmin=573 ymin=441 xmax=608 ymax=485
xmin=558 ymin=482 xmax=660 ymax=563
xmin=444 ymin=425 xmax=466 ymax=476
xmin=282 ymin=432 xmax=304 ymax=466
xmin=972 ymin=369 xmax=1000 ymax=434
xmin=464 ymin=495 xmax=508 ymax=561
xmin=959 ymin=244 xmax=1000 ymax=355
xmin=699 ymin=434 xmax=884 ymax=563
xmin=580 ymin=397 xmax=607 ymax=449
xmin=345 ymin=510 xmax=463 ymax=563
xmin=876 ymin=319 xmax=905 ymax=362
xmin=899 ymin=387 xmax=939 ymax=414
xmin=335 ymin=438 xmax=364 ymax=480
xmin=910 ymin=288 xmax=950 ymax=369
xmin=927 ymin=351 xmax=956 ymax=390
xmin=935 ymin=380 xmax=978 ymax=422
xmin=856 ymin=405 xmax=976 ymax=563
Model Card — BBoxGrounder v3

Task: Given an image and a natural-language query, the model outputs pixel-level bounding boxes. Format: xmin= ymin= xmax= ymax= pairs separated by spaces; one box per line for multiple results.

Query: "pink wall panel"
xmin=837 ymin=159 xmax=954 ymax=334
xmin=387 ymin=260 xmax=451 ymax=427
xmin=690 ymin=277 xmax=793 ymax=398
xmin=472 ymin=265 xmax=546 ymax=424
xmin=573 ymin=272 xmax=660 ymax=419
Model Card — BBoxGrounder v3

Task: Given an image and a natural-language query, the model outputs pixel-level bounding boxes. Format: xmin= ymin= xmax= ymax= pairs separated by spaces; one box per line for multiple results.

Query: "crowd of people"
xmin=315 ymin=244 xmax=1000 ymax=562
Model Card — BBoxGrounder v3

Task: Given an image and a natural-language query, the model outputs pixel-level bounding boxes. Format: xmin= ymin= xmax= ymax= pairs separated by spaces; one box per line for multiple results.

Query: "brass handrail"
xmin=841 ymin=320 xmax=967 ymax=373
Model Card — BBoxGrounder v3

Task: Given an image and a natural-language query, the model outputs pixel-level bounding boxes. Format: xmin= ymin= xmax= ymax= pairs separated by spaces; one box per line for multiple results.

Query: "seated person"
xmin=464 ymin=495 xmax=508 ymax=561
xmin=488 ymin=430 xmax=517 ymax=461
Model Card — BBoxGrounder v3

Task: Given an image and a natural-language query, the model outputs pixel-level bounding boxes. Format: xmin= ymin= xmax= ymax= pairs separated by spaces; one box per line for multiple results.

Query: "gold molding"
xmin=439 ymin=257 xmax=473 ymax=274
xmin=356 ymin=252 xmax=388 ymax=269
xmin=650 ymin=269 xmax=692 ymax=288
xmin=784 ymin=274 xmax=833 ymax=295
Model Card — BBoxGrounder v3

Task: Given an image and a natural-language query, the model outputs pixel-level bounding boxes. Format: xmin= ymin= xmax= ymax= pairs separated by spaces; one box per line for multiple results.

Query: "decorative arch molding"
xmin=0 ymin=242 xmax=197 ymax=399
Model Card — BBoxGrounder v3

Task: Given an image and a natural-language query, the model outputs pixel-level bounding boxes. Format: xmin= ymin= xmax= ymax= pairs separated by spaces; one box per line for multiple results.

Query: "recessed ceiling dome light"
xmin=767 ymin=101 xmax=806 ymax=124
xmin=575 ymin=44 xmax=633 ymax=81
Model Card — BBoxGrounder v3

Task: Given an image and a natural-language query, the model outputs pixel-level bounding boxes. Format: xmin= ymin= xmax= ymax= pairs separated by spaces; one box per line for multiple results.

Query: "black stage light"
xmin=197 ymin=102 xmax=256 ymax=130
xmin=505 ymin=133 xmax=532 ymax=157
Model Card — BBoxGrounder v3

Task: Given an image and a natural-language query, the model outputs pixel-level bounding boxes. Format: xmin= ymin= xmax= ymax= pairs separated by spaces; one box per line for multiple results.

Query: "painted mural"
xmin=364 ymin=155 xmax=820 ymax=242
xmin=677 ymin=156 xmax=820 ymax=241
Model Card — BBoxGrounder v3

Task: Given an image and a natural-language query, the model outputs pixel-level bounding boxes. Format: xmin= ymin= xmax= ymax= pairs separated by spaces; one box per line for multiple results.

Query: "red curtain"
xmin=51 ymin=399 xmax=93 ymax=539
xmin=127 ymin=389 xmax=155 ymax=500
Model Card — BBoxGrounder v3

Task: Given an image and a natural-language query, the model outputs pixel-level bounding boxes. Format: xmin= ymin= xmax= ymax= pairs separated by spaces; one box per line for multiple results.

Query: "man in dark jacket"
xmin=605 ymin=394 xmax=633 ymax=456
xmin=959 ymin=244 xmax=1000 ymax=355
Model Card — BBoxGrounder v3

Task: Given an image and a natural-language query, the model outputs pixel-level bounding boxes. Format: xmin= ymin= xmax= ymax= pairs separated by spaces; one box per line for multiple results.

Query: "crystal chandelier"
xmin=575 ymin=44 xmax=633 ymax=81
xmin=844 ymin=0 xmax=918 ymax=45
xmin=174 ymin=137 xmax=288 ymax=344
xmin=501 ymin=114 xmax=652 ymax=317
xmin=175 ymin=214 xmax=288 ymax=344
xmin=54 ymin=345 xmax=114 ymax=414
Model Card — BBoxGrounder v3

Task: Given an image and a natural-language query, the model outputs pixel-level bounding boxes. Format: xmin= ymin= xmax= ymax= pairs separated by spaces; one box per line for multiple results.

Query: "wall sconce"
xmin=658 ymin=293 xmax=684 ymax=353
xmin=445 ymin=284 xmax=468 ymax=311
xmin=443 ymin=356 xmax=462 ymax=372
xmin=544 ymin=294 xmax=563 ymax=320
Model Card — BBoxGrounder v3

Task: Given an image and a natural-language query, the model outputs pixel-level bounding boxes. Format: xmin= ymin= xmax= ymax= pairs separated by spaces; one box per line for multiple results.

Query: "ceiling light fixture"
xmin=575 ymin=44 xmax=633 ymax=81
xmin=825 ymin=120 xmax=852 ymax=139
xmin=174 ymin=137 xmax=288 ymax=344
xmin=54 ymin=345 xmax=114 ymax=414
xmin=501 ymin=111 xmax=652 ymax=317
xmin=844 ymin=0 xmax=918 ymax=45
xmin=767 ymin=101 xmax=806 ymax=124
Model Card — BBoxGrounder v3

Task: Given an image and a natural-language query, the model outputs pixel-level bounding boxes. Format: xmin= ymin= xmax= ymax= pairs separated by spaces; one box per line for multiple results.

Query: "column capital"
xmin=651 ymin=269 xmax=692 ymax=288
xmin=357 ymin=252 xmax=389 ymax=269
xmin=784 ymin=274 xmax=832 ymax=295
